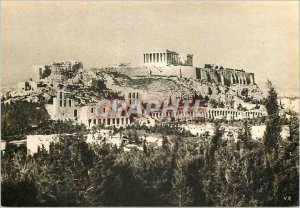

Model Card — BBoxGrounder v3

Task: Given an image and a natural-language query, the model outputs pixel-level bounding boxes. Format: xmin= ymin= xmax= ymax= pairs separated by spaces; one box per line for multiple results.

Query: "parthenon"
xmin=143 ymin=50 xmax=193 ymax=66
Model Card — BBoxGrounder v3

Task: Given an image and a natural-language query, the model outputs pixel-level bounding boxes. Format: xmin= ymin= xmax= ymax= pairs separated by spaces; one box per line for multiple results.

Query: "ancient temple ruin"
xmin=143 ymin=50 xmax=193 ymax=67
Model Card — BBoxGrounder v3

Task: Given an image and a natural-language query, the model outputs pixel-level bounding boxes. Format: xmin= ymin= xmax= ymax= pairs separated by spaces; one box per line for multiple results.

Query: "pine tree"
xmin=143 ymin=139 xmax=148 ymax=154
xmin=209 ymin=123 xmax=224 ymax=158
xmin=186 ymin=156 xmax=208 ymax=206
xmin=162 ymin=135 xmax=169 ymax=151
xmin=171 ymin=158 xmax=193 ymax=206
xmin=273 ymin=114 xmax=299 ymax=206
xmin=263 ymin=81 xmax=281 ymax=150
xmin=133 ymin=129 xmax=139 ymax=144
xmin=237 ymin=120 xmax=252 ymax=147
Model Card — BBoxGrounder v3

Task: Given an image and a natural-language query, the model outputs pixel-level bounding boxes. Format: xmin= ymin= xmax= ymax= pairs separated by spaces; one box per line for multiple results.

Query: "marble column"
xmin=251 ymin=74 xmax=255 ymax=84
xmin=235 ymin=74 xmax=239 ymax=84
xmin=220 ymin=74 xmax=224 ymax=85
xmin=167 ymin=53 xmax=168 ymax=63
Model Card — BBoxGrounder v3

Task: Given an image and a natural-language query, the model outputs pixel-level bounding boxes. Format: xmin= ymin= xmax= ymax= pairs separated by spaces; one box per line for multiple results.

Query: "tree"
xmin=209 ymin=123 xmax=224 ymax=158
xmin=133 ymin=129 xmax=140 ymax=144
xmin=1 ymin=116 xmax=298 ymax=206
xmin=171 ymin=156 xmax=193 ymax=206
xmin=143 ymin=139 xmax=148 ymax=154
xmin=1 ymin=180 xmax=40 ymax=206
xmin=1 ymin=100 xmax=50 ymax=139
xmin=237 ymin=120 xmax=252 ymax=147
xmin=271 ymin=114 xmax=299 ymax=206
xmin=186 ymin=156 xmax=208 ymax=206
xmin=162 ymin=134 xmax=169 ymax=151
xmin=263 ymin=81 xmax=281 ymax=150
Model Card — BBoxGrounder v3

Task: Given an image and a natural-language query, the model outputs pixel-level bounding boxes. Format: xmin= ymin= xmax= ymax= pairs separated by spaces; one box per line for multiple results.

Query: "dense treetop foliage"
xmin=1 ymin=101 xmax=87 ymax=141
xmin=1 ymin=100 xmax=50 ymax=139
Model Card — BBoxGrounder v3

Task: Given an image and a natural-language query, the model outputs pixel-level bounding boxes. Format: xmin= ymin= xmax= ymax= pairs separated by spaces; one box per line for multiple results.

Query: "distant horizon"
xmin=2 ymin=1 xmax=299 ymax=97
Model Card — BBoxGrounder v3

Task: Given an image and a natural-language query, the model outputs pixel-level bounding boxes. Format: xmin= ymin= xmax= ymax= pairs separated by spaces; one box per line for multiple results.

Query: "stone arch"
xmin=237 ymin=76 xmax=241 ymax=85
xmin=231 ymin=74 xmax=235 ymax=84
xmin=235 ymin=74 xmax=239 ymax=84
xmin=74 ymin=109 xmax=77 ymax=117
xmin=206 ymin=71 xmax=211 ymax=82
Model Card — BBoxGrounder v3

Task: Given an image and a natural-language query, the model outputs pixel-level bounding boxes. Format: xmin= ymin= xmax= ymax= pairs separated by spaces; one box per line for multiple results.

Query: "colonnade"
xmin=143 ymin=51 xmax=179 ymax=65
xmin=87 ymin=116 xmax=130 ymax=128
xmin=198 ymin=69 xmax=255 ymax=86
xmin=150 ymin=108 xmax=266 ymax=121
xmin=230 ymin=73 xmax=254 ymax=85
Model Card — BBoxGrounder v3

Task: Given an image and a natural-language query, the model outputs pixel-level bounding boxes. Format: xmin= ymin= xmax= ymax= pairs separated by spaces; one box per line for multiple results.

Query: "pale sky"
xmin=1 ymin=1 xmax=299 ymax=96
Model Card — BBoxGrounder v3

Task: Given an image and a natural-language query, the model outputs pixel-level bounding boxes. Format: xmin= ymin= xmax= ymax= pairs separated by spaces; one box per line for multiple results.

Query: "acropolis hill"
xmin=2 ymin=50 xmax=267 ymax=128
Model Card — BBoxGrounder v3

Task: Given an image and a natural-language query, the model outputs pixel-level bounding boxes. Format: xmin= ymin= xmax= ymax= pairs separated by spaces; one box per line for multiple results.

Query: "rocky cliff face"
xmin=2 ymin=66 xmax=265 ymax=110
xmin=82 ymin=67 xmax=264 ymax=109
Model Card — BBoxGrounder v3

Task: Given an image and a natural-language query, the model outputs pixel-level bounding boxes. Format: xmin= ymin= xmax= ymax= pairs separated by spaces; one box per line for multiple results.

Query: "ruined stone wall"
xmin=38 ymin=61 xmax=83 ymax=82
xmin=46 ymin=90 xmax=131 ymax=128
xmin=78 ymin=105 xmax=130 ymax=128
xmin=150 ymin=107 xmax=267 ymax=121
xmin=195 ymin=65 xmax=255 ymax=86
xmin=147 ymin=65 xmax=196 ymax=79
xmin=50 ymin=91 xmax=81 ymax=121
